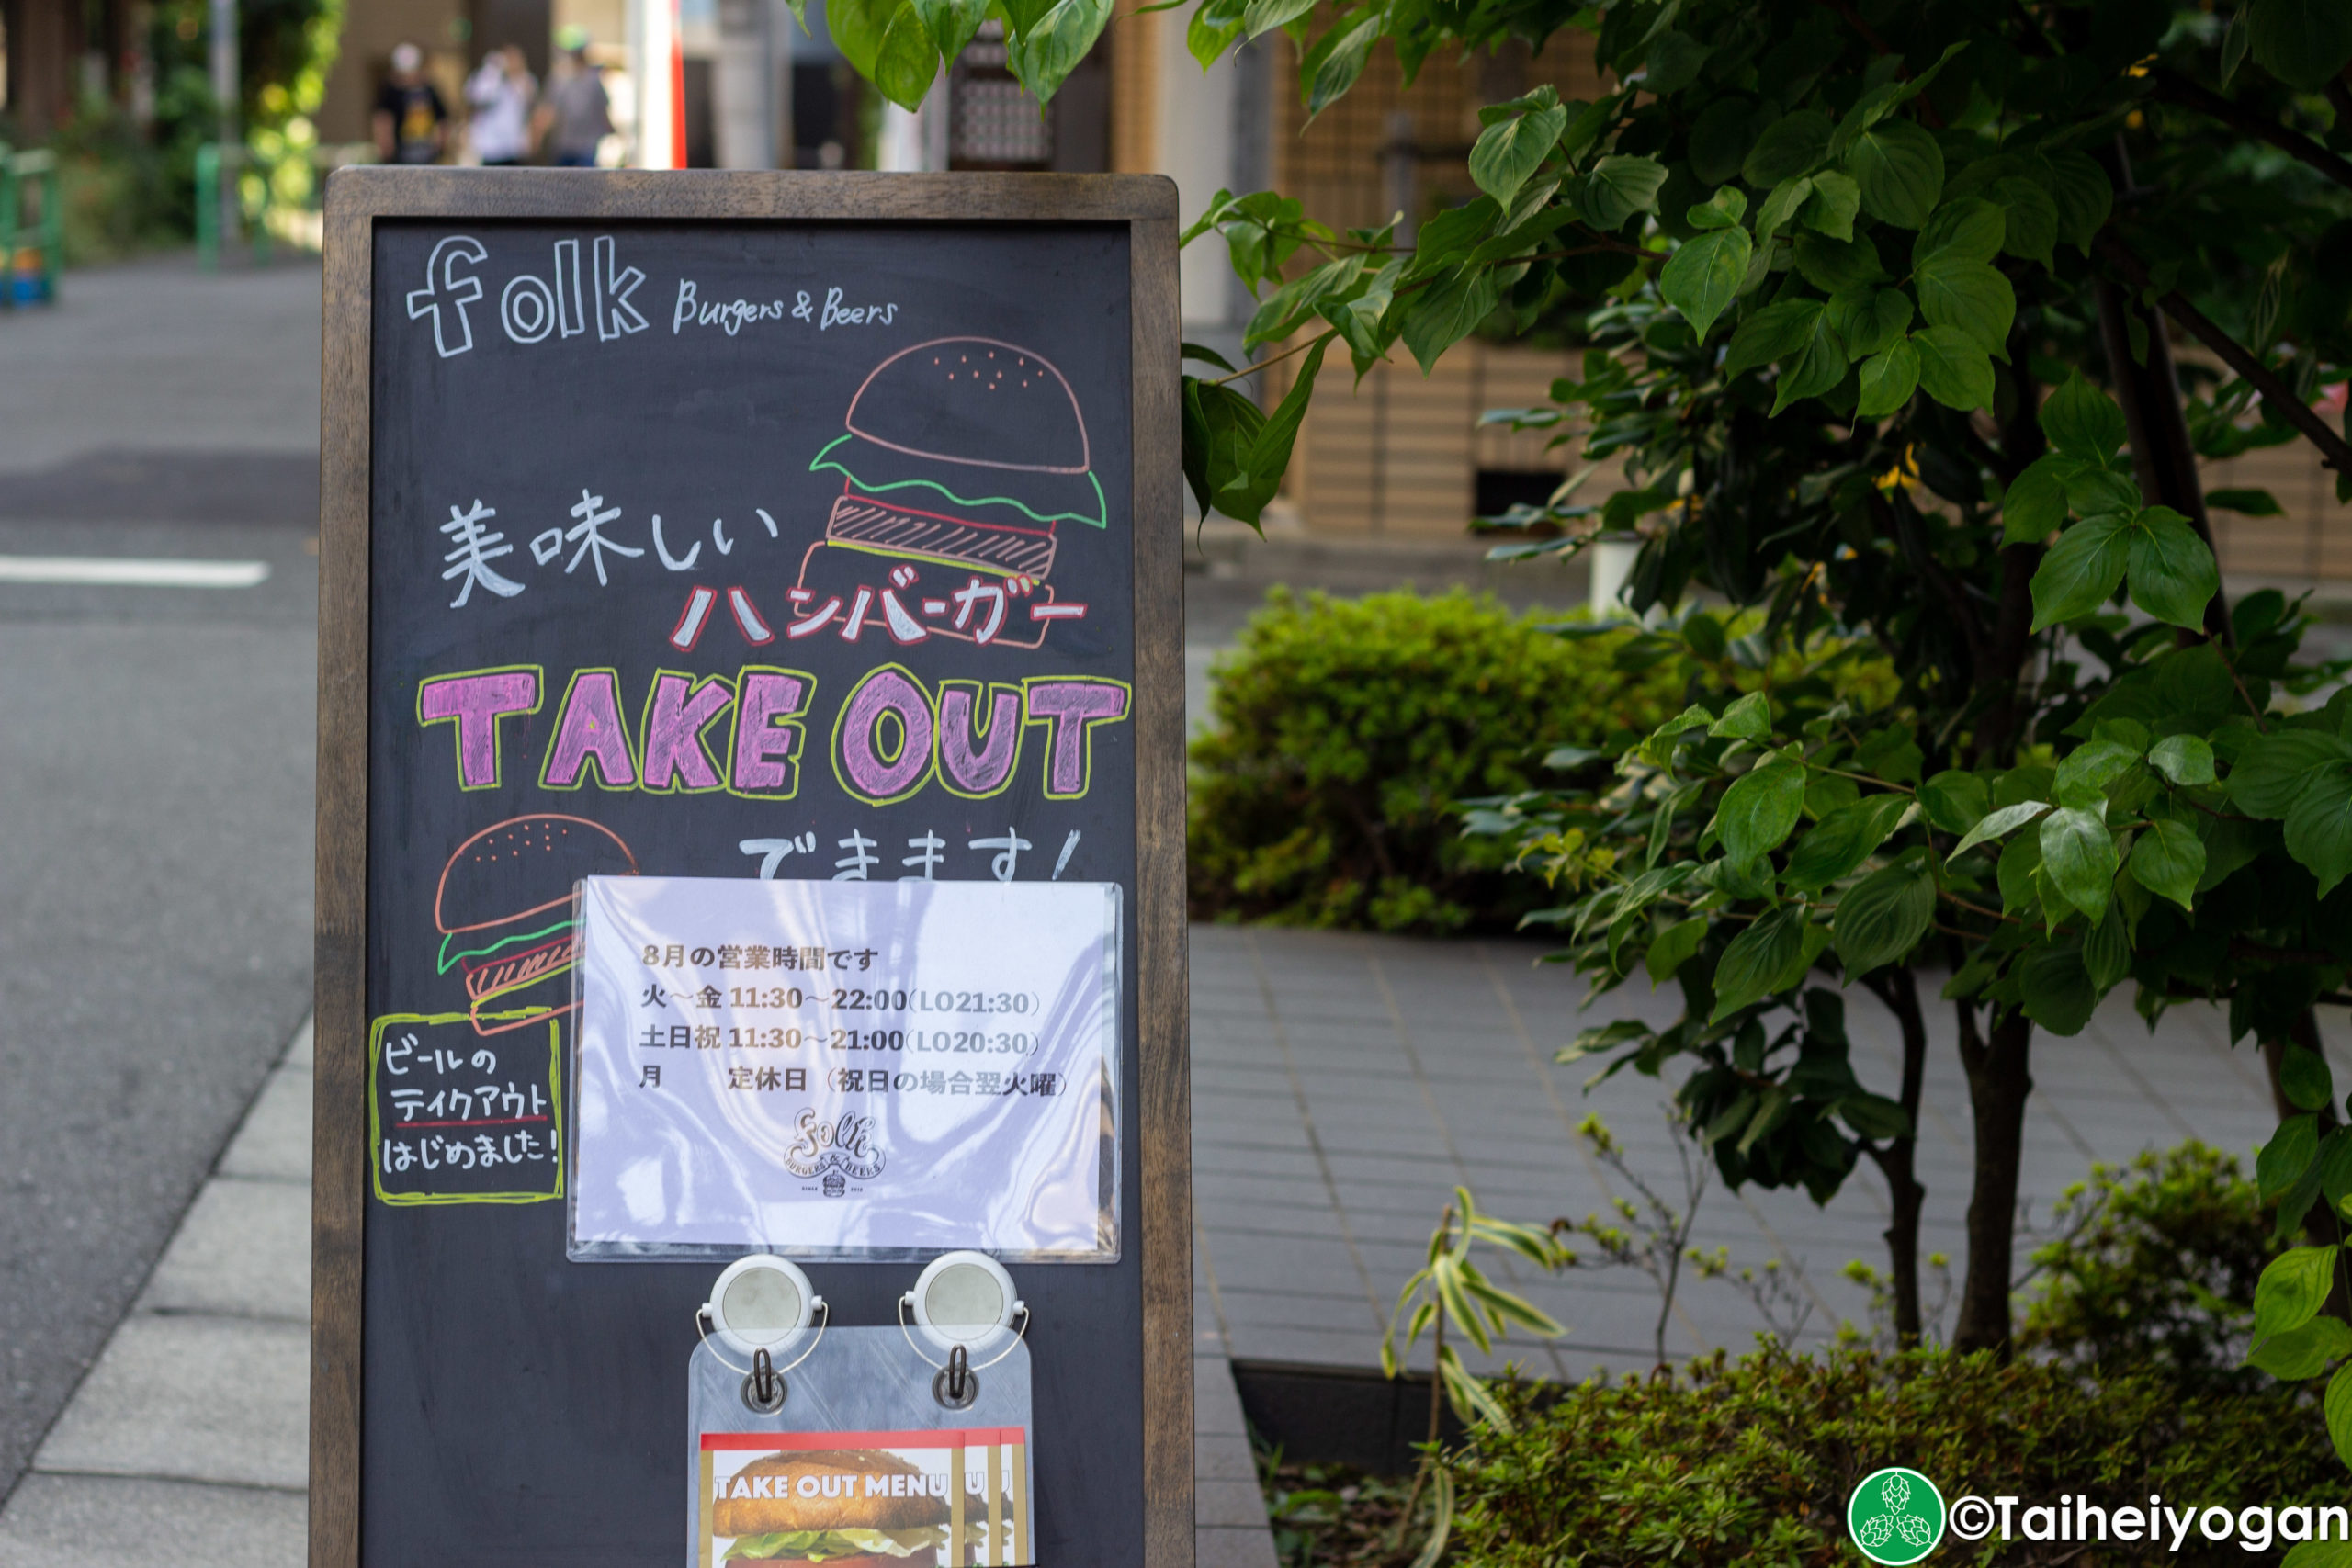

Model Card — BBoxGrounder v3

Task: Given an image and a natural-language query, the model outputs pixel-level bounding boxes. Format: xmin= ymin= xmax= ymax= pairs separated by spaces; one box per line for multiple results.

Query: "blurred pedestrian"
xmin=537 ymin=32 xmax=613 ymax=168
xmin=373 ymin=43 xmax=448 ymax=165
xmin=466 ymin=45 xmax=538 ymax=167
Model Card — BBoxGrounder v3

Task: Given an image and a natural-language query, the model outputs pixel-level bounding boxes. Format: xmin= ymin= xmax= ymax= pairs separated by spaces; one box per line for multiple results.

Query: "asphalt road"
xmin=0 ymin=255 xmax=323 ymax=1503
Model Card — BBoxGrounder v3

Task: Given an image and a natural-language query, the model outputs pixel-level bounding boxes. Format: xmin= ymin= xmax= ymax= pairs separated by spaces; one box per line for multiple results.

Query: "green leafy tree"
xmin=1170 ymin=0 xmax=2352 ymax=1371
xmin=840 ymin=0 xmax=2352 ymax=1433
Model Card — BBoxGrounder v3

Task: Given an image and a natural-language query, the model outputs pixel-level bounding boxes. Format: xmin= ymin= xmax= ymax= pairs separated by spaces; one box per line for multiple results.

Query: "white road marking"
xmin=0 ymin=555 xmax=271 ymax=588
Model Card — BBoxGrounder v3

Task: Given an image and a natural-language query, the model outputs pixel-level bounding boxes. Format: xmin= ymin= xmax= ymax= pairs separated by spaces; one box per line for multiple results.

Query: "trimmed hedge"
xmin=1447 ymin=1348 xmax=2338 ymax=1567
xmin=1187 ymin=589 xmax=1683 ymax=934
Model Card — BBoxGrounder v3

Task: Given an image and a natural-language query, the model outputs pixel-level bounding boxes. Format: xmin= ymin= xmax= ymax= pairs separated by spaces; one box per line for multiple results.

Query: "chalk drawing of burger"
xmin=787 ymin=337 xmax=1103 ymax=650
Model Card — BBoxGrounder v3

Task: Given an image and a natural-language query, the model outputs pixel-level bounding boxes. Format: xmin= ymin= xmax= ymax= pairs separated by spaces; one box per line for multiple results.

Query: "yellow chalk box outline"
xmin=368 ymin=1010 xmax=565 ymax=1206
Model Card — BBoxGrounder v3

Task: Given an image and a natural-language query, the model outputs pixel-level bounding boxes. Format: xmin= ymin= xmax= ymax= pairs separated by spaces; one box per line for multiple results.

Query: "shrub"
xmin=1187 ymin=589 xmax=1684 ymax=934
xmin=1446 ymin=1348 xmax=2337 ymax=1568
xmin=2017 ymin=1141 xmax=2270 ymax=1392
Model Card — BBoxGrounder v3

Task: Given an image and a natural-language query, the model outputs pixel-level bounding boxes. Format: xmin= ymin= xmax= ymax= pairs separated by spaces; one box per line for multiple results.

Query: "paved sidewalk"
xmin=1191 ymin=923 xmax=2297 ymax=1378
xmin=0 ymin=1018 xmax=312 ymax=1563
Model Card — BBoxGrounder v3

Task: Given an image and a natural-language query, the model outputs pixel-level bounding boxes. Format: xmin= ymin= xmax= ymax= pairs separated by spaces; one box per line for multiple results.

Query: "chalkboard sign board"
xmin=312 ymin=172 xmax=1187 ymax=1568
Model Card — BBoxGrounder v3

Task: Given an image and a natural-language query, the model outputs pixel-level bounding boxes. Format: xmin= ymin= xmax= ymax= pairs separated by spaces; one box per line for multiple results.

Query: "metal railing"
xmin=196 ymin=141 xmax=377 ymax=270
xmin=0 ymin=146 xmax=63 ymax=308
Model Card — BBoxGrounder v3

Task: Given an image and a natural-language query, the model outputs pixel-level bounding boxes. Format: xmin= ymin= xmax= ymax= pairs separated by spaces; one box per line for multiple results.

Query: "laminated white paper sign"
xmin=569 ymin=875 xmax=1120 ymax=1260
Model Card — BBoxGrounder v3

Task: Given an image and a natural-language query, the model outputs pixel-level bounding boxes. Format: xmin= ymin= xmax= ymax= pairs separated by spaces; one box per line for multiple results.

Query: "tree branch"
xmin=1814 ymin=0 xmax=1945 ymax=127
xmin=1202 ymin=328 xmax=1336 ymax=389
xmin=2147 ymin=70 xmax=2352 ymax=196
xmin=2100 ymin=237 xmax=2352 ymax=476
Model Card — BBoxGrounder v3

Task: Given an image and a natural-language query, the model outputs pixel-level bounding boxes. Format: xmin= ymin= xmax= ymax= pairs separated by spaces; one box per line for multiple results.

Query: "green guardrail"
xmin=1 ymin=146 xmax=63 ymax=307
xmin=198 ymin=141 xmax=378 ymax=272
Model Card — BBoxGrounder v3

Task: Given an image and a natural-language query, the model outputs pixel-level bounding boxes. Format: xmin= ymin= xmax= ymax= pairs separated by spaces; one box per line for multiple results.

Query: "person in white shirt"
xmin=465 ymin=46 xmax=537 ymax=166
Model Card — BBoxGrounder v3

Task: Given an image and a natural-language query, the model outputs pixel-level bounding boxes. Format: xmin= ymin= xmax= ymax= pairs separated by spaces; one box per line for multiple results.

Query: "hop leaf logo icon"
xmin=1846 ymin=1467 xmax=1945 ymax=1565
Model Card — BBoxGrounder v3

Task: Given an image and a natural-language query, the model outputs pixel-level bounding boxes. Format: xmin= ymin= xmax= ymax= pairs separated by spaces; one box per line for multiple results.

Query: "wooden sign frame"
xmin=311 ymin=169 xmax=1188 ymax=1568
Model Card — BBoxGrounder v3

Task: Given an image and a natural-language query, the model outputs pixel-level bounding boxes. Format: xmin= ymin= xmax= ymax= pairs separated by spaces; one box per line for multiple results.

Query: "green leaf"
xmin=2208 ymin=486 xmax=2285 ymax=517
xmin=1799 ymin=171 xmax=1860 ymax=242
xmin=2029 ymin=512 xmax=2132 ymax=630
xmin=1913 ymin=197 xmax=2006 ymax=268
xmin=2124 ymin=506 xmax=2220 ymax=631
xmin=2233 ymin=731 xmax=2352 ymax=818
xmin=1227 ymin=333 xmax=1329 ymax=517
xmin=1948 ymin=799 xmax=2049 ymax=860
xmin=2084 ymin=898 xmax=2132 ymax=988
xmin=1724 ymin=299 xmax=1825 ymax=378
xmin=2247 ymin=1315 xmax=2352 ymax=1379
xmin=1845 ymin=118 xmax=1943 ymax=229
xmin=1708 ymin=906 xmax=1811 ymax=1021
xmin=1831 ymin=861 xmax=1935 ymax=976
xmin=2261 ymin=1116 xmax=2320 ymax=1201
xmin=1240 ymin=0 xmax=1317 ymax=39
xmin=872 ymin=3 xmax=941 ymax=110
xmin=1920 ymin=771 xmax=1989 ymax=835
xmin=1770 ymin=305 xmax=1849 ymax=413
xmin=2149 ymin=735 xmax=2216 ymax=786
xmin=1659 ymin=227 xmax=1754 ymax=343
xmin=1468 ymin=103 xmax=1568 ymax=205
xmin=1792 ymin=231 xmax=1883 ymax=294
xmin=2000 ymin=454 xmax=2076 ymax=544
xmin=1989 ymin=175 xmax=2058 ymax=266
xmin=2285 ymin=765 xmax=2352 ymax=897
xmin=1826 ymin=288 xmax=1912 ymax=359
xmin=2130 ymin=818 xmax=2205 ymax=911
xmin=2041 ymin=149 xmax=2112 ymax=253
xmin=1640 ymin=28 xmax=1707 ymax=95
xmin=1910 ymin=325 xmax=1994 ymax=412
xmin=911 ymin=0 xmax=990 ymax=60
xmin=2040 ymin=805 xmax=2119 ymax=924
xmin=1004 ymin=0 xmax=1115 ymax=102
xmin=1829 ymin=1092 xmax=1905 ymax=1143
xmin=1399 ymin=269 xmax=1500 ymax=373
xmin=1743 ymin=109 xmax=1833 ymax=186
xmin=827 ymin=0 xmax=892 ymax=76
xmin=1751 ymin=175 xmax=1814 ymax=241
xmin=1709 ymin=692 xmax=1770 ymax=739
xmin=2018 ymin=942 xmax=2097 ymax=1034
xmin=1582 ymin=155 xmax=1668 ymax=231
xmin=1186 ymin=0 xmax=1246 ymax=65
xmin=1182 ymin=376 xmax=1266 ymax=522
xmin=2284 ymin=1044 xmax=2336 ymax=1112
xmin=2254 ymin=1246 xmax=2341 ymax=1348
xmin=1915 ymin=258 xmax=2016 ymax=356
xmin=1645 ymin=917 xmax=1708 ymax=985
xmin=1784 ymin=794 xmax=1914 ymax=892
xmin=2063 ymin=466 xmax=2140 ymax=517
xmin=2327 ymin=1360 xmax=2352 ymax=1467
xmin=2052 ymin=739 xmax=2138 ymax=807
xmin=1853 ymin=339 xmax=1918 ymax=420
xmin=2041 ymin=371 xmax=2128 ymax=462
xmin=1299 ymin=9 xmax=1381 ymax=114
xmin=1687 ymin=186 xmax=1750 ymax=231
xmin=1717 ymin=756 xmax=1808 ymax=862
xmin=2248 ymin=0 xmax=2352 ymax=90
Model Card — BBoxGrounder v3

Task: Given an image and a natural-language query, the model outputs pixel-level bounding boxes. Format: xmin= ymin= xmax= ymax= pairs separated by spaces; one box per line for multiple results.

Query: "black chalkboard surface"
xmin=314 ymin=175 xmax=1187 ymax=1568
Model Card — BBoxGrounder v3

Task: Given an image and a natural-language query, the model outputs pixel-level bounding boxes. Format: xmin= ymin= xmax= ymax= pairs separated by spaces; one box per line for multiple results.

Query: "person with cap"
xmin=537 ymin=28 xmax=614 ymax=168
xmin=373 ymin=43 xmax=449 ymax=164
xmin=465 ymin=44 xmax=538 ymax=166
